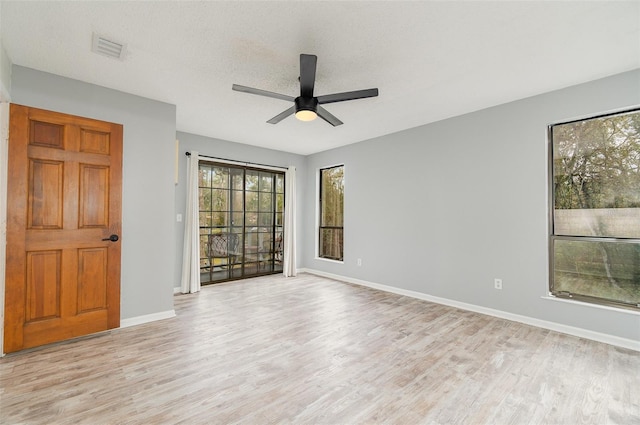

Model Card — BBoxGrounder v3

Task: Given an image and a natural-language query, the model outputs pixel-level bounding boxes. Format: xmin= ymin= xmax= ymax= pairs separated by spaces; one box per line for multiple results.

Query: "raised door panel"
xmin=25 ymin=250 xmax=62 ymax=322
xmin=27 ymin=159 xmax=64 ymax=229
xmin=77 ymin=248 xmax=108 ymax=313
xmin=79 ymin=165 xmax=109 ymax=228
xmin=30 ymin=120 xmax=64 ymax=149
xmin=80 ymin=128 xmax=110 ymax=155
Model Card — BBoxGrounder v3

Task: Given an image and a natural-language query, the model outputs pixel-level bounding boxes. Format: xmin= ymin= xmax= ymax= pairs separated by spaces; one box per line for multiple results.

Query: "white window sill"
xmin=541 ymin=295 xmax=640 ymax=316
xmin=315 ymin=256 xmax=344 ymax=265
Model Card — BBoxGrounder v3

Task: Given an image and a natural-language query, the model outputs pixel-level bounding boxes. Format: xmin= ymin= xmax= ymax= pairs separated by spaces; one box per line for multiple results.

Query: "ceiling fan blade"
xmin=299 ymin=54 xmax=317 ymax=98
xmin=232 ymin=84 xmax=295 ymax=102
xmin=317 ymin=88 xmax=379 ymax=105
xmin=267 ymin=106 xmax=296 ymax=124
xmin=317 ymin=106 xmax=343 ymax=127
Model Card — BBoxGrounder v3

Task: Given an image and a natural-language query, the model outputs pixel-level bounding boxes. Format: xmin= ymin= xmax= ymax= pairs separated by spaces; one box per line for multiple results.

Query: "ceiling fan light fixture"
xmin=295 ymin=109 xmax=317 ymax=121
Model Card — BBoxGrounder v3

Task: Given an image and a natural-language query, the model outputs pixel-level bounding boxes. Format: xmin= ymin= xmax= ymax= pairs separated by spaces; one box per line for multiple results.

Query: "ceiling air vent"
xmin=91 ymin=33 xmax=126 ymax=60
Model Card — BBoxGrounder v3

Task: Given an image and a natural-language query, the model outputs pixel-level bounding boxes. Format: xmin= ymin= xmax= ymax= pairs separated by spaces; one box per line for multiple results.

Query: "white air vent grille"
xmin=92 ymin=33 xmax=125 ymax=60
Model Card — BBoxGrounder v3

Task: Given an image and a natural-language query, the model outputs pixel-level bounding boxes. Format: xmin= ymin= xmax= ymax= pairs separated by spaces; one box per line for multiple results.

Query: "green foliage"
xmin=319 ymin=165 xmax=344 ymax=260
xmin=320 ymin=166 xmax=344 ymax=227
xmin=199 ymin=164 xmax=284 ymax=228
xmin=553 ymin=111 xmax=640 ymax=209
xmin=555 ymin=240 xmax=640 ymax=281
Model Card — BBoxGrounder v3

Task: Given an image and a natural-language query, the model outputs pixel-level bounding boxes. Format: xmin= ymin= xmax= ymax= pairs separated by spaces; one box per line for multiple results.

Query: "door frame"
xmin=0 ymin=101 xmax=9 ymax=356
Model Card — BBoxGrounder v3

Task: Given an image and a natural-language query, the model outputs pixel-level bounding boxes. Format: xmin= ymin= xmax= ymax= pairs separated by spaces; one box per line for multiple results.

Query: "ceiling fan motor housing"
xmin=295 ymin=96 xmax=318 ymax=114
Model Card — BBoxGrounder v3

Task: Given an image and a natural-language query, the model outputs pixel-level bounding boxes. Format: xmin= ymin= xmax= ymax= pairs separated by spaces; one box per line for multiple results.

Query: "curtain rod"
xmin=185 ymin=152 xmax=288 ymax=171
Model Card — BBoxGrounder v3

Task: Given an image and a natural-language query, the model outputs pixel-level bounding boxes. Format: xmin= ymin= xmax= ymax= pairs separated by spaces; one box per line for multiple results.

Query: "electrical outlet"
xmin=357 ymin=258 xmax=362 ymax=266
xmin=494 ymin=278 xmax=503 ymax=290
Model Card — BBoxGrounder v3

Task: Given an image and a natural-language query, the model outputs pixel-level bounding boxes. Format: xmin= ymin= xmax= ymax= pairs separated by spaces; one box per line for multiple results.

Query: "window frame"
xmin=548 ymin=107 xmax=640 ymax=311
xmin=318 ymin=164 xmax=344 ymax=262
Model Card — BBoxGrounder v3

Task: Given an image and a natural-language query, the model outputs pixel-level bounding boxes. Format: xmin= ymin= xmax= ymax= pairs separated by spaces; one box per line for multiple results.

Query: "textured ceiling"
xmin=1 ymin=1 xmax=639 ymax=155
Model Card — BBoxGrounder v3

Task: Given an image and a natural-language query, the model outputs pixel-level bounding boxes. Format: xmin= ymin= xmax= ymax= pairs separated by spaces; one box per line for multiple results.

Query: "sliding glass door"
xmin=198 ymin=162 xmax=284 ymax=284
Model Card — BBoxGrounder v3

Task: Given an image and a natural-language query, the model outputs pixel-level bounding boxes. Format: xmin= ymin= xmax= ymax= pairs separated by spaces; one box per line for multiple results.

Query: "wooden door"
xmin=4 ymin=104 xmax=122 ymax=353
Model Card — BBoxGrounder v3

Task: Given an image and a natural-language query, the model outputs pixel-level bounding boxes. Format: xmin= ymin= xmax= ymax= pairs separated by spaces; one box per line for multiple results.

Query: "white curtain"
xmin=180 ymin=151 xmax=201 ymax=293
xmin=283 ymin=166 xmax=297 ymax=277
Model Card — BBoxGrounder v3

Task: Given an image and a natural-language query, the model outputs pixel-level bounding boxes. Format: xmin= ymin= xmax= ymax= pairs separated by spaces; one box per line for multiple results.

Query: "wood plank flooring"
xmin=1 ymin=273 xmax=639 ymax=424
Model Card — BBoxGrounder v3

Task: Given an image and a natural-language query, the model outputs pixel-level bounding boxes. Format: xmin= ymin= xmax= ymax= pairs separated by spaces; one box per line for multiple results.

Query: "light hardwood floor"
xmin=1 ymin=273 xmax=639 ymax=424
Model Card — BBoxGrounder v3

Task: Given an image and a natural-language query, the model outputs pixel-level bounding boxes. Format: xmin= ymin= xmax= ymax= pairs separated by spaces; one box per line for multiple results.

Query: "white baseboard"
xmin=120 ymin=310 xmax=176 ymax=328
xmin=300 ymin=268 xmax=640 ymax=352
xmin=173 ymin=287 xmax=181 ymax=294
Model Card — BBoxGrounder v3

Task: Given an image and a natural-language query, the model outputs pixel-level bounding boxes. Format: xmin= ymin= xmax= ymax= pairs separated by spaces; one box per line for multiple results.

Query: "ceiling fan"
xmin=232 ymin=54 xmax=379 ymax=126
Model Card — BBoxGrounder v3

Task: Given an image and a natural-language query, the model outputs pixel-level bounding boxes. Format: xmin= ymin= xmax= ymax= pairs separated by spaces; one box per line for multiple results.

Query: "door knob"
xmin=102 ymin=234 xmax=119 ymax=242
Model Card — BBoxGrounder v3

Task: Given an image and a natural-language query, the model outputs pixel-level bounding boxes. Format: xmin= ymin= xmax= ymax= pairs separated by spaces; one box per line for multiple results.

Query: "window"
xmin=549 ymin=108 xmax=640 ymax=310
xmin=319 ymin=165 xmax=344 ymax=261
xmin=199 ymin=162 xmax=284 ymax=283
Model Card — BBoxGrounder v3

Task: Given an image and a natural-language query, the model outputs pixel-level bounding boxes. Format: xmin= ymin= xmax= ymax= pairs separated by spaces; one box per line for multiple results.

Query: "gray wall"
xmin=304 ymin=69 xmax=640 ymax=341
xmin=0 ymin=13 xmax=11 ymax=100
xmin=11 ymin=66 xmax=177 ymax=319
xmin=0 ymin=45 xmax=9 ymax=100
xmin=174 ymin=131 xmax=306 ymax=289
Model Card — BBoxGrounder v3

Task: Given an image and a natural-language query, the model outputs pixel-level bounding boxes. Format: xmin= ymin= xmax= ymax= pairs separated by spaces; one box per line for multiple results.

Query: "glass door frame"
xmin=198 ymin=161 xmax=285 ymax=284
